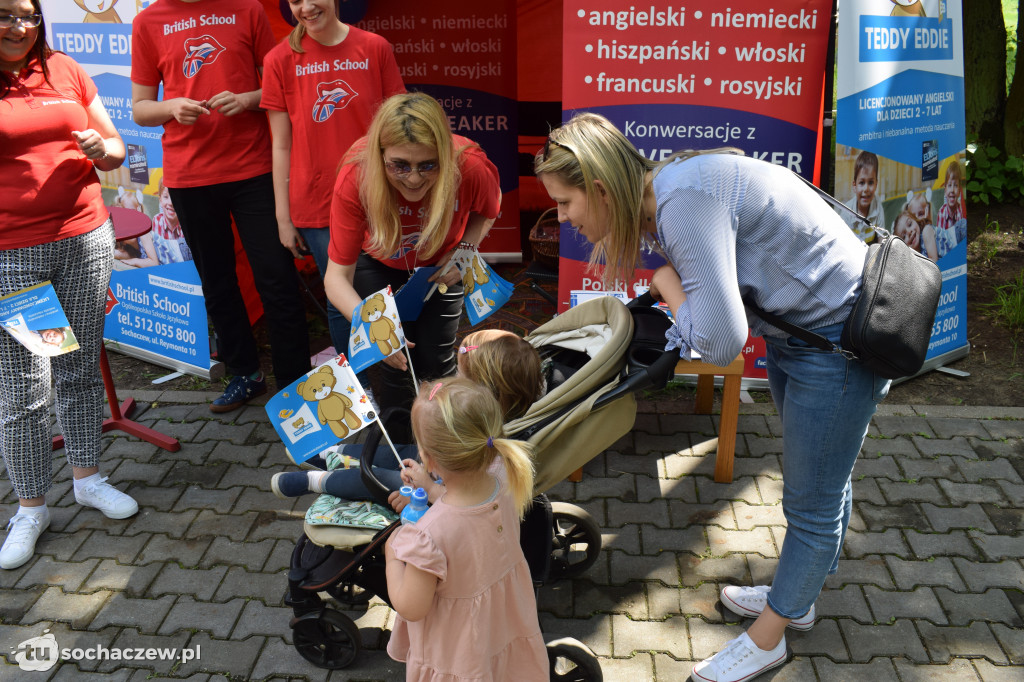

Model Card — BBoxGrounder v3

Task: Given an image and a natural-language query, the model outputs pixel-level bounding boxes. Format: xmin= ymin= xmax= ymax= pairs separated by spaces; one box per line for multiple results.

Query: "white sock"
xmin=73 ymin=473 xmax=102 ymax=494
xmin=307 ymin=471 xmax=330 ymax=494
xmin=17 ymin=504 xmax=49 ymax=520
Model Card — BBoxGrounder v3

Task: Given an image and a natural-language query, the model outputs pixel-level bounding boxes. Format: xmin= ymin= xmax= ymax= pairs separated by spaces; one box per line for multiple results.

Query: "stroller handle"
xmin=594 ymin=346 xmax=678 ymax=411
xmin=359 ymin=407 xmax=411 ymax=507
xmin=626 ymin=291 xmax=657 ymax=309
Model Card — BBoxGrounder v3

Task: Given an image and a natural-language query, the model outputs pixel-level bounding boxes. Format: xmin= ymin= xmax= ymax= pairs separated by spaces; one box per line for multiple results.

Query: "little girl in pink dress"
xmin=384 ymin=377 xmax=548 ymax=681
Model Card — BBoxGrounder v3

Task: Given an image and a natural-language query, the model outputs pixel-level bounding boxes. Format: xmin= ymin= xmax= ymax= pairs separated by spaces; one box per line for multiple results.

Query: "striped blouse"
xmin=653 ymin=153 xmax=868 ymax=366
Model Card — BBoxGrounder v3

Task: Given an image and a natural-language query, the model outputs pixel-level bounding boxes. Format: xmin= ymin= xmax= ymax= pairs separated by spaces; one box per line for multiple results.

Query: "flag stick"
xmin=405 ymin=347 xmax=418 ymax=388
xmin=374 ymin=416 xmax=406 ymax=470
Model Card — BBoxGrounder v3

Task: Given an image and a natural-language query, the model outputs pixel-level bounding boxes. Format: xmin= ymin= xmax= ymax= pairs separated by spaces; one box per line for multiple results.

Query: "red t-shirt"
xmin=328 ymin=137 xmax=501 ymax=269
xmin=0 ymin=53 xmax=107 ymax=249
xmin=131 ymin=0 xmax=276 ymax=188
xmin=261 ymin=26 xmax=405 ymax=228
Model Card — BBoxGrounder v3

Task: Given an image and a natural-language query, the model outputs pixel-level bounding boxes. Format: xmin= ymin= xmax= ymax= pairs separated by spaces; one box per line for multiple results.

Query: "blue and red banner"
xmin=338 ymin=0 xmax=522 ymax=261
xmin=559 ymin=0 xmax=834 ymax=377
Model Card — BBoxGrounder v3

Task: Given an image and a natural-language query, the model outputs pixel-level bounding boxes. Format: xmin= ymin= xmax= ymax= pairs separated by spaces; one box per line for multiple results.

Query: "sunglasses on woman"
xmin=384 ymin=159 xmax=439 ymax=178
xmin=0 ymin=12 xmax=42 ymax=28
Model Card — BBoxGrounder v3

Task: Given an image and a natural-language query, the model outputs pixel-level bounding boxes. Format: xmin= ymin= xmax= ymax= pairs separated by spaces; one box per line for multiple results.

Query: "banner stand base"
xmin=894 ymin=345 xmax=971 ymax=385
xmin=104 ymin=340 xmax=225 ymax=381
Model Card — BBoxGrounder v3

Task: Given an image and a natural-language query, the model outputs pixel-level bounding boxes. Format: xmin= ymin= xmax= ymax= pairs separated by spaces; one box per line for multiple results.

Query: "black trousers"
xmin=353 ymin=254 xmax=463 ymax=415
xmin=169 ymin=173 xmax=310 ymax=388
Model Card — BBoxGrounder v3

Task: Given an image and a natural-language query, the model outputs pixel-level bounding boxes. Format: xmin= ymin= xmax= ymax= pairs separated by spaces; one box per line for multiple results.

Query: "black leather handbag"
xmin=747 ymin=177 xmax=942 ymax=380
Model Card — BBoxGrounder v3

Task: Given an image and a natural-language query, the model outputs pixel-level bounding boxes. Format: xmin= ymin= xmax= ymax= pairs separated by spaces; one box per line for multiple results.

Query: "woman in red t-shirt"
xmin=325 ymin=92 xmax=501 ymax=414
xmin=0 ymin=0 xmax=138 ymax=571
xmin=261 ymin=0 xmax=404 ymax=355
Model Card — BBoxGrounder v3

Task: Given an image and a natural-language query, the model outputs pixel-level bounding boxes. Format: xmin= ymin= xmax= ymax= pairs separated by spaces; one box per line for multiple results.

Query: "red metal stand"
xmin=52 ymin=346 xmax=181 ymax=452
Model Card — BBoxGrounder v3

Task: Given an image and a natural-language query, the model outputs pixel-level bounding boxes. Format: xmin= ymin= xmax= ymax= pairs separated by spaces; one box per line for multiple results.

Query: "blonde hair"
xmin=287 ymin=23 xmax=307 ymax=53
xmin=534 ymin=114 xmax=741 ymax=285
xmin=533 ymin=113 xmax=656 ymax=285
xmin=458 ymin=330 xmax=543 ymax=421
xmin=903 ymin=190 xmax=931 ymax=224
xmin=412 ymin=377 xmax=535 ymax=518
xmin=350 ymin=93 xmax=463 ymax=262
xmin=893 ymin=206 xmax=923 ymax=234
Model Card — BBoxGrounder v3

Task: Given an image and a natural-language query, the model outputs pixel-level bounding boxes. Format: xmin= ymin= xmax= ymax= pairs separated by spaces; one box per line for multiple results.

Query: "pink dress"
xmin=386 ymin=475 xmax=548 ymax=681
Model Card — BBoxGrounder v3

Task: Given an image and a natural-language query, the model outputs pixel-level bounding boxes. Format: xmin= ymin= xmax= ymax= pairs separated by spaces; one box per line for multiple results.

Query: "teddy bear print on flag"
xmin=264 ymin=355 xmax=376 ymax=464
xmin=456 ymin=252 xmax=514 ymax=326
xmin=348 ymin=286 xmax=407 ymax=374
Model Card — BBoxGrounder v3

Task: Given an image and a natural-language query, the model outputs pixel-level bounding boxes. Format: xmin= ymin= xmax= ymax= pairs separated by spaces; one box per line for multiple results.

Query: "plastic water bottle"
xmin=400 ymin=487 xmax=429 ymax=525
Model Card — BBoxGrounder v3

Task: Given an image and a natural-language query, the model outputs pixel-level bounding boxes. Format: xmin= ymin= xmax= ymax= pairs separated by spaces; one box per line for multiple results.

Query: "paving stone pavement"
xmin=1 ymin=390 xmax=1022 ymax=681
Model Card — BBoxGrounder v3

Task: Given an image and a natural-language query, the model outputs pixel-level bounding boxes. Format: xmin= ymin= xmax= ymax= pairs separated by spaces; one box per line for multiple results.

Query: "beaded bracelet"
xmin=457 ymin=241 xmax=477 ymax=250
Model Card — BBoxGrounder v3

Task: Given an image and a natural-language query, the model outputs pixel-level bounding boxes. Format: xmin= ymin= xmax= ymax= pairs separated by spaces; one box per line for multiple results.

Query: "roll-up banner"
xmin=41 ymin=0 xmax=217 ymax=379
xmin=835 ymin=0 xmax=968 ymax=371
xmin=560 ymin=0 xmax=834 ymax=378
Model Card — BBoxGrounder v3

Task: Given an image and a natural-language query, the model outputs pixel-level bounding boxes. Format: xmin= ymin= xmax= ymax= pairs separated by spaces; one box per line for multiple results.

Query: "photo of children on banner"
xmin=265 ymin=353 xmax=406 ymax=468
xmin=0 ymin=282 xmax=80 ymax=358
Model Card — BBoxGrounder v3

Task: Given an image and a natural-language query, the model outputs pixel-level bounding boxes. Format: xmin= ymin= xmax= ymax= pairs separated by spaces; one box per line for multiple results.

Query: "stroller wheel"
xmin=550 ymin=502 xmax=602 ymax=580
xmin=327 ymin=579 xmax=373 ymax=606
xmin=291 ymin=608 xmax=361 ymax=669
xmin=546 ymin=636 xmax=603 ymax=682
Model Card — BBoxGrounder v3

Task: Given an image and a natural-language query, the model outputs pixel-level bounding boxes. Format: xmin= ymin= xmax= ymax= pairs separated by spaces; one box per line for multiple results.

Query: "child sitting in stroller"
xmin=384 ymin=377 xmax=548 ymax=680
xmin=270 ymin=329 xmax=544 ymax=502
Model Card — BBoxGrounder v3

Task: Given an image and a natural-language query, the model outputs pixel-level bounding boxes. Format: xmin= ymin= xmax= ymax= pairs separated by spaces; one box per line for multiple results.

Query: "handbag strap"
xmin=792 ymin=172 xmax=893 ymax=241
xmin=743 ymin=299 xmax=841 ymax=353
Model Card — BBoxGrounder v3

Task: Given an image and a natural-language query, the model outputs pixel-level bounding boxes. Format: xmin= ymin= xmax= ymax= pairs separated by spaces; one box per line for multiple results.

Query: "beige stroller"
xmin=282 ymin=296 xmax=678 ymax=678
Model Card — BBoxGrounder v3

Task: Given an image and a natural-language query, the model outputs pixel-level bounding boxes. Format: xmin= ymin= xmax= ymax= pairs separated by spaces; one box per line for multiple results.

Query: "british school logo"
xmin=311 ymin=80 xmax=358 ymax=122
xmin=182 ymin=35 xmax=225 ymax=78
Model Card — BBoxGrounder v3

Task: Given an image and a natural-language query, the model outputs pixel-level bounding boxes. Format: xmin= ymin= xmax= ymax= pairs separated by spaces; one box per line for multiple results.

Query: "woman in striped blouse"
xmin=535 ymin=112 xmax=891 ymax=682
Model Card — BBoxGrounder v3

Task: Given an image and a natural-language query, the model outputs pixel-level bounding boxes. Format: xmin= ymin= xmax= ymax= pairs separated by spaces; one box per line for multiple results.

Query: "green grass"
xmin=984 ymin=270 xmax=1024 ymax=362
xmin=985 ymin=271 xmax=1024 ymax=334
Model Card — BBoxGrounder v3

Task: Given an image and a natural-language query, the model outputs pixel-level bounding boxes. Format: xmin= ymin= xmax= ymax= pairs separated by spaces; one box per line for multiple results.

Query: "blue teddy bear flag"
xmin=348 ymin=286 xmax=408 ymax=375
xmin=265 ymin=354 xmax=376 ymax=464
xmin=456 ymin=252 xmax=514 ymax=326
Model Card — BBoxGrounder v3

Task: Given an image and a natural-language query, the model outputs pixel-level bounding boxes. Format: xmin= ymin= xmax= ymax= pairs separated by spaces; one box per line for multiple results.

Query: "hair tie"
xmin=428 ymin=382 xmax=444 ymax=401
xmin=486 ymin=436 xmax=494 ymax=448
xmin=458 ymin=345 xmax=479 ymax=354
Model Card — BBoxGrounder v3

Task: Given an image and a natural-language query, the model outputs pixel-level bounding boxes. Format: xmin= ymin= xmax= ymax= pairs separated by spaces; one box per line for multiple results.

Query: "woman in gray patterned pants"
xmin=1 ymin=0 xmax=139 ymax=570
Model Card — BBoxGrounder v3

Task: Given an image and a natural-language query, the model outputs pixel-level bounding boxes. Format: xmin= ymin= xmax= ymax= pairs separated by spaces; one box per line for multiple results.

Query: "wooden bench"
xmin=567 ymin=354 xmax=746 ymax=484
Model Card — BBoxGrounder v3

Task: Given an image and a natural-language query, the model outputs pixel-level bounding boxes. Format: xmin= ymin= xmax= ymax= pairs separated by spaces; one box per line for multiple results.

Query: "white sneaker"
xmin=75 ymin=476 xmax=139 ymax=519
xmin=1 ymin=512 xmax=50 ymax=570
xmin=691 ymin=631 xmax=788 ymax=682
xmin=720 ymin=585 xmax=816 ymax=631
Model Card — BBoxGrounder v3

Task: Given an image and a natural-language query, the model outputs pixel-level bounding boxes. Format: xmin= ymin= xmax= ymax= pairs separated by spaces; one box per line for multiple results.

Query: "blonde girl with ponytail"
xmin=384 ymin=377 xmax=547 ymax=680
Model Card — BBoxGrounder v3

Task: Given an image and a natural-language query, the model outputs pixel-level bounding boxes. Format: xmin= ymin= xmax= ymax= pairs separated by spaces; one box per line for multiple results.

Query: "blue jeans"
xmin=763 ymin=322 xmax=890 ymax=620
xmin=316 ymin=443 xmax=417 ymax=499
xmin=298 ymin=227 xmax=350 ymax=354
